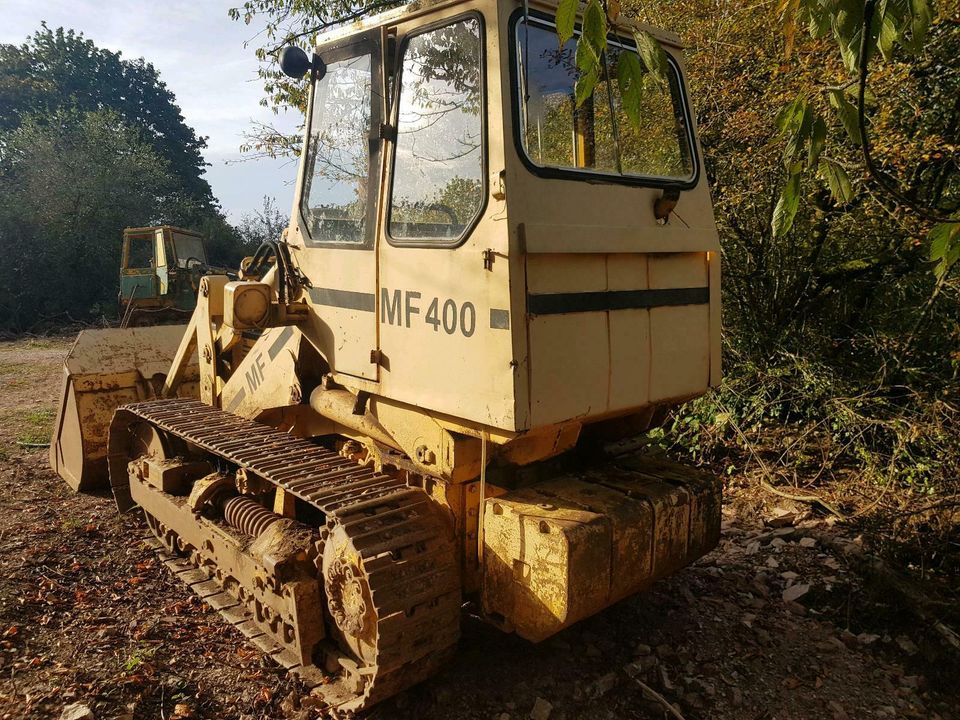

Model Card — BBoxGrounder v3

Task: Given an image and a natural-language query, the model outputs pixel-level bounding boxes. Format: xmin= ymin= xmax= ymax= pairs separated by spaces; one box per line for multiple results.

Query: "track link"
xmin=109 ymin=398 xmax=460 ymax=714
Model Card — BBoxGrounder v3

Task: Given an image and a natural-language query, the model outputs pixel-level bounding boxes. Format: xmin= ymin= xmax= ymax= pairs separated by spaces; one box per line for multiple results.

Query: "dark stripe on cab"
xmin=309 ymin=287 xmax=376 ymax=312
xmin=527 ymin=287 xmax=709 ymax=315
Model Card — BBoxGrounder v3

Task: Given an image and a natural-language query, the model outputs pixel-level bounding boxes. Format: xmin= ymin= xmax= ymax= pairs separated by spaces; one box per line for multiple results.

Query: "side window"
xmin=301 ymin=53 xmax=373 ymax=245
xmin=126 ymin=235 xmax=154 ymax=269
xmin=516 ymin=17 xmax=695 ymax=183
xmin=389 ymin=17 xmax=484 ymax=244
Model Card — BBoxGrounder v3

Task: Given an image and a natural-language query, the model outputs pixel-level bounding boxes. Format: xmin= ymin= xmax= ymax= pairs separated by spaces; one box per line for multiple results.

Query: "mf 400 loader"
xmin=50 ymin=0 xmax=722 ymax=711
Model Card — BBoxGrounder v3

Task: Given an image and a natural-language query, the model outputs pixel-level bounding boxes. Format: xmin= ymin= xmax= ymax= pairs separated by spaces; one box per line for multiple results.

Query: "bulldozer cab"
xmin=120 ymin=226 xmax=208 ymax=312
xmin=50 ymin=1 xmax=724 ymax=703
xmin=276 ymin=0 xmax=719 ymax=428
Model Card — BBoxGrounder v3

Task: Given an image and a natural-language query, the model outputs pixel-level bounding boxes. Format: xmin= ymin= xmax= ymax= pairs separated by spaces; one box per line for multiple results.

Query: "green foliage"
xmin=0 ymin=110 xmax=180 ymax=329
xmin=552 ymin=1 xmax=672 ymax=123
xmin=771 ymin=0 xmax=958 ymax=269
xmin=660 ymin=349 xmax=960 ymax=500
xmin=818 ymin=158 xmax=854 ymax=205
xmin=826 ymin=89 xmax=862 ymax=146
xmin=0 ymin=26 xmax=250 ymax=331
xmin=929 ymin=223 xmax=960 ymax=280
xmin=632 ymin=29 xmax=669 ymax=87
xmin=616 ymin=51 xmax=645 ymax=127
xmin=0 ymin=24 xmax=214 ymax=209
xmin=556 ymin=0 xmax=579 ymax=46
xmin=773 ymin=170 xmax=803 ymax=238
xmin=236 ymin=196 xmax=289 ymax=255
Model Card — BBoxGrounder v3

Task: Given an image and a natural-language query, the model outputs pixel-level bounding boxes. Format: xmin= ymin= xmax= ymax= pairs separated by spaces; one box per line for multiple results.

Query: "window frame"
xmin=298 ymin=31 xmax=383 ymax=250
xmin=385 ymin=11 xmax=489 ymax=250
xmin=509 ymin=9 xmax=700 ymax=191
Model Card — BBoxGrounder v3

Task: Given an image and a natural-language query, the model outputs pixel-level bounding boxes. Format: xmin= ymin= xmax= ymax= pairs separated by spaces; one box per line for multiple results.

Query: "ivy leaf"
xmin=818 ymin=158 xmax=854 ymax=204
xmin=617 ymin=50 xmax=645 ymax=128
xmin=633 ymin=30 xmax=669 ymax=88
xmin=808 ymin=115 xmax=827 ymax=167
xmin=929 ymin=223 xmax=960 ymax=280
xmin=556 ymin=0 xmax=579 ymax=47
xmin=582 ymin=0 xmax=608 ymax=57
xmin=773 ymin=171 xmax=803 ymax=238
xmin=827 ymin=89 xmax=862 ymax=145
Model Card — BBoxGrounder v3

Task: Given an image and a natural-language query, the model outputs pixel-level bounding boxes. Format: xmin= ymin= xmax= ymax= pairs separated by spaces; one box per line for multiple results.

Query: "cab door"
xmin=293 ymin=31 xmax=384 ymax=381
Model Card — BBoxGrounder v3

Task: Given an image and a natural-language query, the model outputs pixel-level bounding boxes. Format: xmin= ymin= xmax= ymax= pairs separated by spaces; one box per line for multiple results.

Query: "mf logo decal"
xmin=245 ymin=352 xmax=267 ymax=393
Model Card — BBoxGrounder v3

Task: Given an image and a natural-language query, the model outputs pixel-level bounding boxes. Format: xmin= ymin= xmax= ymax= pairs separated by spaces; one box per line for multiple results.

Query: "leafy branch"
xmin=774 ymin=0 xmax=959 ymax=276
xmin=553 ymin=0 xmax=669 ymax=126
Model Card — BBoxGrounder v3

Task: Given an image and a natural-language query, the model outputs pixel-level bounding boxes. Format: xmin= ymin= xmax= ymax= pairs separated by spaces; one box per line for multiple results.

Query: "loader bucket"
xmin=50 ymin=325 xmax=199 ymax=492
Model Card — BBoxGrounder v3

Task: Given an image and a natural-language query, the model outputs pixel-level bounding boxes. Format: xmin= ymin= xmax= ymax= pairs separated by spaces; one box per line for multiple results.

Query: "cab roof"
xmin=310 ymin=0 xmax=682 ymax=51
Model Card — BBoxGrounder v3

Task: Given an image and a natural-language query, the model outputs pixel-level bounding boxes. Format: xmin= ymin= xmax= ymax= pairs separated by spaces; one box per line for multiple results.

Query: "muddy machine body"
xmin=52 ymin=0 xmax=722 ymax=711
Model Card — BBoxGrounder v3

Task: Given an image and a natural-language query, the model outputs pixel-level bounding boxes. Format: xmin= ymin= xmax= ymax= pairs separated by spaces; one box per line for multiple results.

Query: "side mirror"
xmin=279 ymin=46 xmax=313 ymax=79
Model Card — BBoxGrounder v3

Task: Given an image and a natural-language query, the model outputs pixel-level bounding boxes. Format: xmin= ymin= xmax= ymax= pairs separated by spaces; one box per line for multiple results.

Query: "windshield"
xmin=172 ymin=232 xmax=206 ymax=267
xmin=516 ymin=17 xmax=695 ymax=183
xmin=301 ymin=53 xmax=373 ymax=245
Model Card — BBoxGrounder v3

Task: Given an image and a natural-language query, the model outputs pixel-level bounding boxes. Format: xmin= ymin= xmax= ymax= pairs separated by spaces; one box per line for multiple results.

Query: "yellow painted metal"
xmin=481 ymin=457 xmax=721 ymax=642
xmin=49 ymin=325 xmax=200 ymax=491
xmin=47 ymin=3 xmax=725 ymax=700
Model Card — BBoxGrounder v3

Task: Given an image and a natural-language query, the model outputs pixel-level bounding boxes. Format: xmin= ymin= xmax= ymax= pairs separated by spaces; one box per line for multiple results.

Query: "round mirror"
xmin=279 ymin=46 xmax=312 ymax=79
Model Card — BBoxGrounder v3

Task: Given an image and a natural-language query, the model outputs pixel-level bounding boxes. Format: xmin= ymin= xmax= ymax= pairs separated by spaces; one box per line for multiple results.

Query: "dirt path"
xmin=0 ymin=337 xmax=955 ymax=720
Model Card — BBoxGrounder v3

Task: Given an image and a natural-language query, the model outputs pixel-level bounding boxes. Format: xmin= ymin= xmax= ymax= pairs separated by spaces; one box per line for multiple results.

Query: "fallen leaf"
xmin=782 ymin=583 xmax=810 ymax=603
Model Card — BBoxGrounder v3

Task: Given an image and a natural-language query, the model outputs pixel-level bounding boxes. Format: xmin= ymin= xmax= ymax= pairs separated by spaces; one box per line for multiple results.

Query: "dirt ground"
xmin=0 ymin=336 xmax=956 ymax=720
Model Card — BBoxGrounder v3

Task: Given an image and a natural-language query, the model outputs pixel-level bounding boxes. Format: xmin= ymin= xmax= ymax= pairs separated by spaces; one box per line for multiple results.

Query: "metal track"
xmin=112 ymin=398 xmax=460 ymax=714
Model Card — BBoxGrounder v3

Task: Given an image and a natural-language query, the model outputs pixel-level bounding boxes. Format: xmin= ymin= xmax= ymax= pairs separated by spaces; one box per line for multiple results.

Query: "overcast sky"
xmin=2 ymin=0 xmax=304 ymax=223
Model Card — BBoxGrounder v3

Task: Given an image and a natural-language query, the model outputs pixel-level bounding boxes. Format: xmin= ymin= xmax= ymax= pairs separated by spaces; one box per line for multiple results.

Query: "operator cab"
xmin=262 ymin=0 xmax=719 ymax=447
xmin=120 ymin=225 xmax=208 ymax=310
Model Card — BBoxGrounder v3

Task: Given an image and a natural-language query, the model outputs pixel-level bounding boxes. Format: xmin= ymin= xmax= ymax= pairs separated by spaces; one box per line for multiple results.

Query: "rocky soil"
xmin=0 ymin=337 xmax=956 ymax=720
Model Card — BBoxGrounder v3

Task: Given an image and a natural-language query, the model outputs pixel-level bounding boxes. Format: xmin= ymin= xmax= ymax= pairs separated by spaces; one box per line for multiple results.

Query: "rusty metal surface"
xmin=50 ymin=326 xmax=198 ymax=491
xmin=109 ymin=398 xmax=460 ymax=714
xmin=481 ymin=457 xmax=721 ymax=643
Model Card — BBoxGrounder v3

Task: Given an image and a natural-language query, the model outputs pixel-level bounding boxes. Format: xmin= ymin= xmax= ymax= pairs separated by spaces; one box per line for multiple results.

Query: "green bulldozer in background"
xmin=118 ymin=225 xmax=211 ymax=327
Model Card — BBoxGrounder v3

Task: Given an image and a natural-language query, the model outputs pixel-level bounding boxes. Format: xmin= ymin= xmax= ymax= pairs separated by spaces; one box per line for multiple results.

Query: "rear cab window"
xmin=513 ymin=13 xmax=697 ymax=186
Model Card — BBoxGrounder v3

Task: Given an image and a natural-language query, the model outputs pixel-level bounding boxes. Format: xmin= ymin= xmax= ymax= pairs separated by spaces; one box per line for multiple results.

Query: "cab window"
xmin=515 ymin=16 xmax=695 ymax=183
xmin=388 ymin=16 xmax=484 ymax=244
xmin=301 ymin=53 xmax=374 ymax=245
xmin=172 ymin=233 xmax=205 ymax=268
xmin=126 ymin=234 xmax=154 ymax=269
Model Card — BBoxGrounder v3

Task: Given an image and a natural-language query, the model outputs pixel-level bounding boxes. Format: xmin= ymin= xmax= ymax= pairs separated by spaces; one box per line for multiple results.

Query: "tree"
xmin=230 ymin=0 xmax=404 ymax=158
xmin=237 ymin=196 xmax=289 ymax=253
xmin=0 ymin=24 xmax=214 ymax=211
xmin=0 ymin=110 xmax=178 ymax=329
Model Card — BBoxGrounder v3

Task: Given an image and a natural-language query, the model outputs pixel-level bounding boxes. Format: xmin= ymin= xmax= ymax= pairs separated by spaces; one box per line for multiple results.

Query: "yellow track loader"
xmin=50 ymin=0 xmax=722 ymax=711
